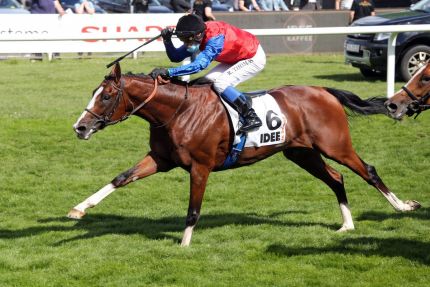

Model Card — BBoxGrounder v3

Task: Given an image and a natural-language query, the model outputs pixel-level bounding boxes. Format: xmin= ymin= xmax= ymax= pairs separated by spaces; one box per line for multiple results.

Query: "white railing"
xmin=248 ymin=25 xmax=430 ymax=98
xmin=1 ymin=15 xmax=429 ymax=97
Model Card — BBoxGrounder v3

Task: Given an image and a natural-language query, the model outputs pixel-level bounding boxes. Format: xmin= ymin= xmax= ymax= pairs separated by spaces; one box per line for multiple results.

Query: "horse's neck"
xmin=127 ymin=78 xmax=219 ymax=127
xmin=127 ymin=78 xmax=189 ymax=125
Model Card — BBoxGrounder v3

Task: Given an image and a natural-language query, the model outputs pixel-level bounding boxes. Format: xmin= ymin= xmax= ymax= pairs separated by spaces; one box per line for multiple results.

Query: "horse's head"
xmin=73 ymin=63 xmax=130 ymax=140
xmin=385 ymin=62 xmax=430 ymax=120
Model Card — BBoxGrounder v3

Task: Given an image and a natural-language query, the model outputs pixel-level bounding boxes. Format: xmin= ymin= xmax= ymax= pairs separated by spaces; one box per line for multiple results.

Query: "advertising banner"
xmin=0 ymin=14 xmax=183 ymax=53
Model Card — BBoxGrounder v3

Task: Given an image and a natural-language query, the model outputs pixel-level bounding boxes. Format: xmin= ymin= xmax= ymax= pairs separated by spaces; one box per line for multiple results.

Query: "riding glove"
xmin=150 ymin=68 xmax=170 ymax=80
xmin=161 ymin=28 xmax=174 ymax=42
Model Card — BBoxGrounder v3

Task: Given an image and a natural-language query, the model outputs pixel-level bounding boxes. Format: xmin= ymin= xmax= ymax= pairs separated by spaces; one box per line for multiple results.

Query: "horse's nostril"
xmin=75 ymin=126 xmax=87 ymax=133
xmin=387 ymin=103 xmax=398 ymax=112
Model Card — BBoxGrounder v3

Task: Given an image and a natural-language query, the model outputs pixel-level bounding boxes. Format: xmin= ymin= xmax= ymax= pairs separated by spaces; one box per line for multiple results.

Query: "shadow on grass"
xmin=357 ymin=207 xmax=430 ymax=222
xmin=0 ymin=210 xmax=337 ymax=245
xmin=267 ymin=236 xmax=430 ymax=265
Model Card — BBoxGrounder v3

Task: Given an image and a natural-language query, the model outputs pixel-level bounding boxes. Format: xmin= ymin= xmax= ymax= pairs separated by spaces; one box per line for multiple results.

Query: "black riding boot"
xmin=233 ymin=95 xmax=262 ymax=134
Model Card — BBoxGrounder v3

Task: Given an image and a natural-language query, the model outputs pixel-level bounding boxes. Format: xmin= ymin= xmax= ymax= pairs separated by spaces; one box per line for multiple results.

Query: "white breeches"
xmin=204 ymin=44 xmax=266 ymax=94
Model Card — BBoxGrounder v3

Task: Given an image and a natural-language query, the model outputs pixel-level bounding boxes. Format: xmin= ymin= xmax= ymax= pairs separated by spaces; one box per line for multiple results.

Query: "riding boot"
xmin=220 ymin=86 xmax=262 ymax=134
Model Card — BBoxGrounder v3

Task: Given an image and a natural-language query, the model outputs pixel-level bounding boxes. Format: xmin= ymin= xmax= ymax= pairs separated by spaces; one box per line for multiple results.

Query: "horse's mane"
xmin=123 ymin=72 xmax=214 ymax=88
xmin=124 ymin=71 xmax=147 ymax=79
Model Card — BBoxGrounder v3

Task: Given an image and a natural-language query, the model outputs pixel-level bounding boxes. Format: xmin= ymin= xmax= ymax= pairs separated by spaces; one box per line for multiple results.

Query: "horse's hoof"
xmin=67 ymin=208 xmax=86 ymax=220
xmin=180 ymin=241 xmax=191 ymax=247
xmin=336 ymin=225 xmax=355 ymax=233
xmin=405 ymin=200 xmax=421 ymax=211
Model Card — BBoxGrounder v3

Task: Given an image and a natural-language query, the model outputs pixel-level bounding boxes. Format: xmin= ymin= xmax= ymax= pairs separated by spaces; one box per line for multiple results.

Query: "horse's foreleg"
xmin=181 ymin=163 xmax=210 ymax=247
xmin=284 ymin=148 xmax=354 ymax=232
xmin=68 ymin=153 xmax=170 ymax=219
xmin=68 ymin=183 xmax=116 ymax=219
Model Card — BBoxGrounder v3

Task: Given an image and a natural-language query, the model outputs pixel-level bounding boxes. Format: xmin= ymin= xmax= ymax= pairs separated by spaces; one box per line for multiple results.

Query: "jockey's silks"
xmin=200 ymin=21 xmax=259 ymax=64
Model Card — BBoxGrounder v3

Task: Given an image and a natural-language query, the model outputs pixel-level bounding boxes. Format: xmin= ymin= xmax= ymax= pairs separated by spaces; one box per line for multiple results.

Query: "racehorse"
xmin=385 ymin=62 xmax=430 ymax=119
xmin=69 ymin=63 xmax=421 ymax=246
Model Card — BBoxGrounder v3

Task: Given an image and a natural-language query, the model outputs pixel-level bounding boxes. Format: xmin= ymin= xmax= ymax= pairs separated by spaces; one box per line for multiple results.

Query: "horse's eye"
xmin=102 ymin=94 xmax=111 ymax=101
xmin=422 ymin=75 xmax=430 ymax=84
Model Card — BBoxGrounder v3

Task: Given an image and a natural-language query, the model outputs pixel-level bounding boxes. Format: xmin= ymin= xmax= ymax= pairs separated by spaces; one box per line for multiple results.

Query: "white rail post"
xmin=387 ymin=32 xmax=398 ymax=98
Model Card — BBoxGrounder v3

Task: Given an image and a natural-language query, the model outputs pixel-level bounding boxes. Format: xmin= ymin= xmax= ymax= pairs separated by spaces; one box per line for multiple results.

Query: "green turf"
xmin=0 ymin=54 xmax=429 ymax=287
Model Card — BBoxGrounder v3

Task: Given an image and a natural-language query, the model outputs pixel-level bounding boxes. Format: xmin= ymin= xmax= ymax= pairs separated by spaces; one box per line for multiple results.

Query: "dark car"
xmin=344 ymin=0 xmax=430 ymax=81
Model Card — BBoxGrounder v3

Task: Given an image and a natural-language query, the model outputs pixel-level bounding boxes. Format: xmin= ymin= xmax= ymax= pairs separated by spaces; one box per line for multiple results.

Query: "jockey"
xmin=150 ymin=14 xmax=266 ymax=134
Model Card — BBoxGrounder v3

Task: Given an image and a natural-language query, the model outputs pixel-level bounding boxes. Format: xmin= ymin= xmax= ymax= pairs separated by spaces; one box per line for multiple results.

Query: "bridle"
xmin=85 ymin=76 xmax=159 ymax=128
xmin=85 ymin=76 xmax=188 ymax=129
xmin=401 ymin=85 xmax=430 ymax=118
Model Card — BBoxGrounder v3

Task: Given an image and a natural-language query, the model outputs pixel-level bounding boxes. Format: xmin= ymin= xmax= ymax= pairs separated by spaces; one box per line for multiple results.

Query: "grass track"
xmin=0 ymin=54 xmax=429 ymax=286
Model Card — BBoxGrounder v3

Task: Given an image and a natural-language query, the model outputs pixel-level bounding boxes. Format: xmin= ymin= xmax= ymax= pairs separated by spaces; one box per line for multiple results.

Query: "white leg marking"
xmin=73 ymin=183 xmax=116 ymax=213
xmin=337 ymin=203 xmax=355 ymax=232
xmin=382 ymin=191 xmax=405 ymax=211
xmin=73 ymin=86 xmax=104 ymax=129
xmin=381 ymin=191 xmax=421 ymax=212
xmin=181 ymin=226 xmax=195 ymax=247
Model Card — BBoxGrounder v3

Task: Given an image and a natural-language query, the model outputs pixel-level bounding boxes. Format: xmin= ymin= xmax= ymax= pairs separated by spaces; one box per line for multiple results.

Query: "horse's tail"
xmin=324 ymin=87 xmax=388 ymax=116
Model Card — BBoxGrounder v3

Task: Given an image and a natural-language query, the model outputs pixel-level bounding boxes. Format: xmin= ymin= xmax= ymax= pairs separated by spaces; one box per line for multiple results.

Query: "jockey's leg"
xmin=220 ymin=86 xmax=262 ymax=133
xmin=205 ymin=46 xmax=266 ymax=134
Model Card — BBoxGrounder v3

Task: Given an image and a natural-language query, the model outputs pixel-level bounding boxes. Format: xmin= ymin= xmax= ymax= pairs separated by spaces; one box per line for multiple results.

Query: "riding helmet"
xmin=175 ymin=14 xmax=206 ymax=40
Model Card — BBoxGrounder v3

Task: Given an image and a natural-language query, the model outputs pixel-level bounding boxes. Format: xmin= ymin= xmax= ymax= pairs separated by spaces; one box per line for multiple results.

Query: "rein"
xmin=128 ymin=78 xmax=158 ymax=116
xmin=401 ymin=85 xmax=430 ymax=118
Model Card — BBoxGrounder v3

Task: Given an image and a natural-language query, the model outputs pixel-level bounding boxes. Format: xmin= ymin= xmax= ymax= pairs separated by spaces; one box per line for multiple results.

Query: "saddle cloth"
xmin=219 ymin=93 xmax=287 ymax=147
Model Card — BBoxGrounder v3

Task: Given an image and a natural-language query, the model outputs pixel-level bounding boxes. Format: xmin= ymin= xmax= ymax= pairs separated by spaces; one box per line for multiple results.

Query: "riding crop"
xmin=106 ymin=33 xmax=162 ymax=68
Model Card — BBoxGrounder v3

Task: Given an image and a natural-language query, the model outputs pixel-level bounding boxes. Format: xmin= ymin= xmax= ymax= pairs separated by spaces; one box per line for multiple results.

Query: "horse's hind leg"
xmin=345 ymin=155 xmax=420 ymax=212
xmin=68 ymin=152 xmax=174 ymax=219
xmin=283 ymin=148 xmax=355 ymax=232
xmin=318 ymin=142 xmax=421 ymax=212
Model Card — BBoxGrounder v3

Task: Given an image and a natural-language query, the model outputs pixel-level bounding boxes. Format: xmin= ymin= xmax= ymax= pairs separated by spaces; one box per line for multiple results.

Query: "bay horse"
xmin=385 ymin=62 xmax=430 ymax=120
xmin=69 ymin=63 xmax=421 ymax=246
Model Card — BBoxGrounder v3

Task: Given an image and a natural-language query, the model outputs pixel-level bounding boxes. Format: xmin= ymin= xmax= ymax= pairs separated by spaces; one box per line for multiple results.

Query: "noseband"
xmin=401 ymin=85 xmax=430 ymax=118
xmin=85 ymin=77 xmax=158 ymax=128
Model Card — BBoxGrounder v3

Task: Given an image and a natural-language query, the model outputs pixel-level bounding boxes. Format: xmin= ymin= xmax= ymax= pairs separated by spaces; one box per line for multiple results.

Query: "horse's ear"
xmin=110 ymin=62 xmax=122 ymax=84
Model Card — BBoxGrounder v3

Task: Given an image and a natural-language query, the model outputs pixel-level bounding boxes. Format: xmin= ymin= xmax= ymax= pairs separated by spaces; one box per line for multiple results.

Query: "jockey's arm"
xmin=164 ymin=40 xmax=191 ymax=62
xmin=167 ymin=35 xmax=224 ymax=77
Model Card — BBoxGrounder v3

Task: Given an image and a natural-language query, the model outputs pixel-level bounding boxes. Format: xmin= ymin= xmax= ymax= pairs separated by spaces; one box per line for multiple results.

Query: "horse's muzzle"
xmin=384 ymin=99 xmax=407 ymax=120
xmin=74 ymin=125 xmax=92 ymax=140
xmin=73 ymin=121 xmax=103 ymax=140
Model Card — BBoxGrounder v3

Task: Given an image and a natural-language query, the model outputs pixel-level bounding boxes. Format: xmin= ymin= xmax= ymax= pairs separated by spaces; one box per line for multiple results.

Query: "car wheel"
xmin=399 ymin=45 xmax=430 ymax=82
xmin=359 ymin=67 xmax=384 ymax=78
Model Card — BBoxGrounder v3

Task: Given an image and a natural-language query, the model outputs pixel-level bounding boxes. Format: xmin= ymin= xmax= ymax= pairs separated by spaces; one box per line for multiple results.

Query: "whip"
xmin=106 ymin=33 xmax=162 ymax=68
